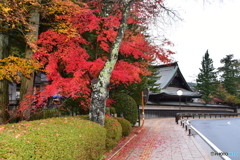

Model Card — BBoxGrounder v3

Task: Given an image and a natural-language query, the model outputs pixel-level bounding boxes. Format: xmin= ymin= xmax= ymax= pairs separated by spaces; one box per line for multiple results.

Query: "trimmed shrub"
xmin=0 ymin=116 xmax=106 ymax=160
xmin=79 ymin=114 xmax=89 ymax=120
xmin=110 ymin=107 xmax=116 ymax=114
xmin=104 ymin=116 xmax=122 ymax=151
xmin=111 ymin=93 xmax=138 ymax=125
xmin=115 ymin=117 xmax=132 ymax=137
xmin=79 ymin=114 xmax=122 ymax=151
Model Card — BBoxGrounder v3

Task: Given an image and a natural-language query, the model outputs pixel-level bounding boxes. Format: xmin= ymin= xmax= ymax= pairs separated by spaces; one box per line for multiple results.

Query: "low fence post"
xmin=185 ymin=120 xmax=192 ymax=136
xmin=176 ymin=114 xmax=180 ymax=124
xmin=176 ymin=113 xmax=240 ymax=135
xmin=188 ymin=124 xmax=192 ymax=136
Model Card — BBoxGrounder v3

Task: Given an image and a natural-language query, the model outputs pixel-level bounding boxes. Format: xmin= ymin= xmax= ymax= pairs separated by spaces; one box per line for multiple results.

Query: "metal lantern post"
xmin=177 ymin=89 xmax=183 ymax=110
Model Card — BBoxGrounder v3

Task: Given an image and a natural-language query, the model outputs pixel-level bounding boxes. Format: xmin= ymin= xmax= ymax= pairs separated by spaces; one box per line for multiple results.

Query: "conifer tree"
xmin=196 ymin=50 xmax=217 ymax=103
xmin=218 ymin=54 xmax=239 ymax=95
xmin=147 ymin=66 xmax=161 ymax=93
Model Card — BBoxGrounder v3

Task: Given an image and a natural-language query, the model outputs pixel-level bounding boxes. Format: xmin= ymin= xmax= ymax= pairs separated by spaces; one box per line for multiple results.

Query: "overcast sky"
xmin=150 ymin=0 xmax=240 ymax=82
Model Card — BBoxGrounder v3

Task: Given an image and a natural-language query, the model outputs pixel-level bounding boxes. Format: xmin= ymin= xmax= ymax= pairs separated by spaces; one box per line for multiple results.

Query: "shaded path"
xmin=106 ymin=118 xmax=212 ymax=160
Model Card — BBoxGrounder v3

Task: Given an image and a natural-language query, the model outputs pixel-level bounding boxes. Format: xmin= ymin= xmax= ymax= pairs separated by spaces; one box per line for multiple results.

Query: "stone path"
xmin=105 ymin=118 xmax=213 ymax=160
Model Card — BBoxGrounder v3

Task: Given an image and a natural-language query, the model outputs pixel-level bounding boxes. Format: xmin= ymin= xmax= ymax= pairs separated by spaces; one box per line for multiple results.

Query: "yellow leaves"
xmin=53 ymin=21 xmax=71 ymax=34
xmin=0 ymin=3 xmax=13 ymax=24
xmin=45 ymin=0 xmax=86 ymax=15
xmin=27 ymin=0 xmax=41 ymax=6
xmin=0 ymin=0 xmax=40 ymax=30
xmin=0 ymin=2 xmax=12 ymax=13
xmin=0 ymin=56 xmax=42 ymax=83
xmin=54 ymin=23 xmax=80 ymax=38
xmin=1 ymin=6 xmax=12 ymax=13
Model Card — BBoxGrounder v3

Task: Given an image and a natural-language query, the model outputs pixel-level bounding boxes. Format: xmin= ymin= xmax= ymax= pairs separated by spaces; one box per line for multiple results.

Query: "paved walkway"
xmin=105 ymin=118 xmax=213 ymax=160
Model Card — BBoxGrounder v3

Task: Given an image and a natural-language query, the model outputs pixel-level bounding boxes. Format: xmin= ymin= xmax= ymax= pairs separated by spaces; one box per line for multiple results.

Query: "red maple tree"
xmin=19 ymin=1 xmax=174 ymax=115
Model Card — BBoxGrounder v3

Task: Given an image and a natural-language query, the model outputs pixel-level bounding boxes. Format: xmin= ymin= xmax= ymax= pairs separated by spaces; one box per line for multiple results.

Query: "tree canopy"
xmin=196 ymin=50 xmax=217 ymax=103
xmin=196 ymin=52 xmax=240 ymax=106
xmin=11 ymin=0 xmax=175 ymax=125
xmin=218 ymin=54 xmax=239 ymax=95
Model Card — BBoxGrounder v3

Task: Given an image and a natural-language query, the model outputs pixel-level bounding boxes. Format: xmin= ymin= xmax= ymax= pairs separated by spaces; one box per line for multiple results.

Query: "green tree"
xmin=232 ymin=59 xmax=240 ymax=90
xmin=218 ymin=54 xmax=238 ymax=95
xmin=110 ymin=93 xmax=138 ymax=126
xmin=196 ymin=50 xmax=217 ymax=103
xmin=147 ymin=66 xmax=161 ymax=93
xmin=214 ymin=83 xmax=240 ymax=106
xmin=110 ymin=76 xmax=148 ymax=106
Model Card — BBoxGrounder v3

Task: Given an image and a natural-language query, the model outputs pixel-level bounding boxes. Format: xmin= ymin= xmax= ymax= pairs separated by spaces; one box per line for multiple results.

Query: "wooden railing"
xmin=175 ymin=112 xmax=240 ymax=124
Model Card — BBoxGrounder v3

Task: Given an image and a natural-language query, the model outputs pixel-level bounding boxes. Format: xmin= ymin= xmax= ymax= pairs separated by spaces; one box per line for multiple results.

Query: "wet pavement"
xmin=190 ymin=118 xmax=240 ymax=160
xmin=105 ymin=118 xmax=214 ymax=160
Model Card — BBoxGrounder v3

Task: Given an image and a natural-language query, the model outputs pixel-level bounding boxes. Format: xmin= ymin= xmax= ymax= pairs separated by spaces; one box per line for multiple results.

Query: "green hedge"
xmin=115 ymin=117 xmax=132 ymax=137
xmin=104 ymin=116 xmax=122 ymax=151
xmin=79 ymin=115 xmax=122 ymax=151
xmin=111 ymin=93 xmax=139 ymax=125
xmin=0 ymin=116 xmax=106 ymax=160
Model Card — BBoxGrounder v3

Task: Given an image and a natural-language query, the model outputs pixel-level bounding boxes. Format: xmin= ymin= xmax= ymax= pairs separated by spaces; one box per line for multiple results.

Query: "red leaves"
xmin=111 ymin=61 xmax=150 ymax=85
xmin=33 ymin=28 xmax=93 ymax=102
xmin=96 ymin=16 xmax=120 ymax=52
xmin=88 ymin=58 xmax=105 ymax=78
xmin=26 ymin=0 xmax=175 ymax=111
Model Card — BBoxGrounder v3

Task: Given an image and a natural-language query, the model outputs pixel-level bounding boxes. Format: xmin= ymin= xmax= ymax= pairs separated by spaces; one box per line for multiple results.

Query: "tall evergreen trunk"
xmin=0 ymin=32 xmax=9 ymax=124
xmin=89 ymin=3 xmax=131 ymax=126
xmin=20 ymin=1 xmax=41 ymax=119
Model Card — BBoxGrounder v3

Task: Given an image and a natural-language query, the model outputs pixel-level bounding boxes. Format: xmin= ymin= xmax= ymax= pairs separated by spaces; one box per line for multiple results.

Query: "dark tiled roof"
xmin=150 ymin=62 xmax=201 ymax=98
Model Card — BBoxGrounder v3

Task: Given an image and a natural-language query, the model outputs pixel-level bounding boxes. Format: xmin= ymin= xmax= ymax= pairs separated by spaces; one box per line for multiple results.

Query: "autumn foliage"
xmin=0 ymin=56 xmax=41 ymax=83
xmin=16 ymin=0 xmax=174 ymax=111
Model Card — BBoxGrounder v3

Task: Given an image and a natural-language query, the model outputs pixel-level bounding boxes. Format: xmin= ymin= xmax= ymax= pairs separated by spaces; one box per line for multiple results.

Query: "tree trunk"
xmin=20 ymin=1 xmax=41 ymax=119
xmin=0 ymin=32 xmax=9 ymax=124
xmin=89 ymin=4 xmax=131 ymax=126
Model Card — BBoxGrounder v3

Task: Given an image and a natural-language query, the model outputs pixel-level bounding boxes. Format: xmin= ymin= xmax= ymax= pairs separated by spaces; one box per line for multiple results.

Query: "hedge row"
xmin=78 ymin=115 xmax=131 ymax=151
xmin=0 ymin=115 xmax=132 ymax=159
xmin=0 ymin=117 xmax=106 ymax=160
xmin=114 ymin=117 xmax=132 ymax=137
xmin=111 ymin=93 xmax=139 ymax=125
xmin=104 ymin=116 xmax=122 ymax=151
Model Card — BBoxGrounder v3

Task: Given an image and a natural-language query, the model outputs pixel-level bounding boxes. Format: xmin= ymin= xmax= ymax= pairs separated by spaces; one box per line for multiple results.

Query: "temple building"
xmin=141 ymin=62 xmax=235 ymax=118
